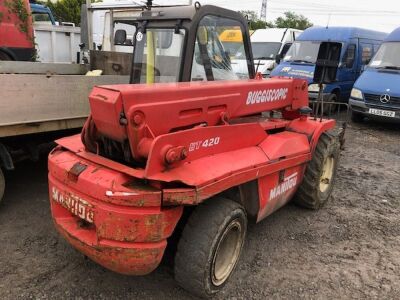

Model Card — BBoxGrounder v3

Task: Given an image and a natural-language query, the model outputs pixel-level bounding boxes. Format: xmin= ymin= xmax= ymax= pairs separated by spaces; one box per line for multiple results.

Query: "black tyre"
xmin=174 ymin=198 xmax=247 ymax=298
xmin=0 ymin=52 xmax=12 ymax=61
xmin=323 ymin=93 xmax=338 ymax=115
xmin=311 ymin=94 xmax=337 ymax=115
xmin=295 ymin=131 xmax=340 ymax=209
xmin=0 ymin=168 xmax=4 ymax=204
xmin=351 ymin=110 xmax=364 ymax=123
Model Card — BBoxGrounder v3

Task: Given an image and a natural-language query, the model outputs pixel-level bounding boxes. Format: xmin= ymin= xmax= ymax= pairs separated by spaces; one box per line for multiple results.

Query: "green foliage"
xmin=41 ymin=0 xmax=101 ymax=26
xmin=44 ymin=0 xmax=83 ymax=25
xmin=4 ymin=0 xmax=31 ymax=34
xmin=239 ymin=10 xmax=313 ymax=31
xmin=274 ymin=11 xmax=313 ymax=30
xmin=239 ymin=10 xmax=273 ymax=31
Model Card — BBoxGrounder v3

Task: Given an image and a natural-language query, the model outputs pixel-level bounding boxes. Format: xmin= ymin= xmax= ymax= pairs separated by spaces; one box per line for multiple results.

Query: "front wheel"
xmin=174 ymin=198 xmax=247 ymax=298
xmin=351 ymin=110 xmax=364 ymax=123
xmin=294 ymin=131 xmax=340 ymax=209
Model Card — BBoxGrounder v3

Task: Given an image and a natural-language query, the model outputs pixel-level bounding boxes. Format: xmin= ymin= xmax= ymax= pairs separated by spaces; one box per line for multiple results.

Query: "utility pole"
xmin=260 ymin=0 xmax=267 ymax=21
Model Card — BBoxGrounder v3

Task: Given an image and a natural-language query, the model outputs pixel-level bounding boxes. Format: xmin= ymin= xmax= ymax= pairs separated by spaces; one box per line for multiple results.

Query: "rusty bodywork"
xmin=48 ymin=77 xmax=336 ymax=274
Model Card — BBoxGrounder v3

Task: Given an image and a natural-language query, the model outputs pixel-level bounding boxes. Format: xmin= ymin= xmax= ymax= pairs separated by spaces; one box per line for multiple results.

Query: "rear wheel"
xmin=295 ymin=131 xmax=340 ymax=209
xmin=174 ymin=198 xmax=247 ymax=298
xmin=0 ymin=168 xmax=5 ymax=204
xmin=351 ymin=110 xmax=364 ymax=123
xmin=0 ymin=52 xmax=12 ymax=61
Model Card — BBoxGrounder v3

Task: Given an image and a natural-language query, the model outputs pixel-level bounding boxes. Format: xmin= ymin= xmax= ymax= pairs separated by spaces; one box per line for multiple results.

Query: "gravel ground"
xmin=0 ymin=118 xmax=399 ymax=299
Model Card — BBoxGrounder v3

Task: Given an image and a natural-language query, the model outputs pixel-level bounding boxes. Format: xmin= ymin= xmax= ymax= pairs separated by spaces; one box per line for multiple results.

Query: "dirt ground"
xmin=0 ymin=118 xmax=399 ymax=299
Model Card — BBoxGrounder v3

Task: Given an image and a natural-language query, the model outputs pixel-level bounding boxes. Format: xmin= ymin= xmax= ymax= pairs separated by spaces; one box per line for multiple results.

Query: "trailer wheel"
xmin=0 ymin=168 xmax=5 ymax=204
xmin=295 ymin=131 xmax=340 ymax=209
xmin=174 ymin=198 xmax=247 ymax=298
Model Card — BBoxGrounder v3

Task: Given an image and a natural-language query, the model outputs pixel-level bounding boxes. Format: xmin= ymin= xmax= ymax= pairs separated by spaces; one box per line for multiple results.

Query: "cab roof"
xmin=298 ymin=26 xmax=388 ymax=42
xmin=385 ymin=27 xmax=400 ymax=42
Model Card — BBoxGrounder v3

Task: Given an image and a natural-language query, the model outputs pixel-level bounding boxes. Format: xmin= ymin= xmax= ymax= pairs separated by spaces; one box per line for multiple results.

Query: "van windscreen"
xmin=369 ymin=42 xmax=400 ymax=70
xmin=283 ymin=41 xmax=320 ymax=64
xmin=252 ymin=42 xmax=281 ymax=60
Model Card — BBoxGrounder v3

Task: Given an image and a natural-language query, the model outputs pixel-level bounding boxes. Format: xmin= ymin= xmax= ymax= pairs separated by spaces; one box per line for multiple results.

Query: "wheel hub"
xmin=211 ymin=220 xmax=243 ymax=286
xmin=320 ymin=156 xmax=335 ymax=193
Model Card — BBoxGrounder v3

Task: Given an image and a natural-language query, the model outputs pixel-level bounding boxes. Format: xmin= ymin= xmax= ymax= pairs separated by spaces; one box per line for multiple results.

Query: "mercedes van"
xmin=350 ymin=27 xmax=400 ymax=122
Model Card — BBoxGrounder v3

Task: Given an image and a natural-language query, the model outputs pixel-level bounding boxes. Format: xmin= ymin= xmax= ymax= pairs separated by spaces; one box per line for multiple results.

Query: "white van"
xmin=252 ymin=28 xmax=303 ymax=77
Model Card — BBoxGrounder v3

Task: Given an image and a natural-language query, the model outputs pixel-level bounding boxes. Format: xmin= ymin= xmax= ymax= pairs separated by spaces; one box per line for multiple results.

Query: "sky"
xmin=154 ymin=0 xmax=400 ymax=33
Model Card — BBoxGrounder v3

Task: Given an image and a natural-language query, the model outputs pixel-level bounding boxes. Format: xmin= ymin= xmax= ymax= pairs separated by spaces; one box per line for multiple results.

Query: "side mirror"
xmin=114 ymin=29 xmax=127 ymax=45
xmin=275 ymin=54 xmax=281 ymax=64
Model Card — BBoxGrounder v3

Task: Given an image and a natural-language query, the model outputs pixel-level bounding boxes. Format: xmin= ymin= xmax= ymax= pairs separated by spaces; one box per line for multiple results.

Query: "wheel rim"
xmin=211 ymin=219 xmax=243 ymax=286
xmin=320 ymin=155 xmax=335 ymax=193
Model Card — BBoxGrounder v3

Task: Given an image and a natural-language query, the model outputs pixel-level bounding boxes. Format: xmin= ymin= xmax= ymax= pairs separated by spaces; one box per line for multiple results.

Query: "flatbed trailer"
xmin=0 ymin=61 xmax=129 ymax=202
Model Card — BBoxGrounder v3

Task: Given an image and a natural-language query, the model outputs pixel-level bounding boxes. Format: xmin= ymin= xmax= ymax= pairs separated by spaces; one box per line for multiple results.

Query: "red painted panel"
xmin=0 ymin=0 xmax=34 ymax=49
xmin=257 ymin=164 xmax=306 ymax=222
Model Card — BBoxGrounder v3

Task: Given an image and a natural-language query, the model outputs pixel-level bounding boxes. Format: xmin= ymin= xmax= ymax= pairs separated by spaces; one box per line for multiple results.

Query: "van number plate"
xmin=368 ymin=108 xmax=395 ymax=118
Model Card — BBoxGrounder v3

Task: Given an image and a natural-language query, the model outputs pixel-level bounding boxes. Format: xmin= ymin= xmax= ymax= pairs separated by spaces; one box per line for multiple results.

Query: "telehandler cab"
xmin=48 ymin=3 xmax=343 ymax=298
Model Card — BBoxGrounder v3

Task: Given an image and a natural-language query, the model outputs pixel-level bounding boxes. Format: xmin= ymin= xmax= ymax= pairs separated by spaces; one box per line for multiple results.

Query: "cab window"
xmin=361 ymin=45 xmax=373 ymax=64
xmin=342 ymin=44 xmax=356 ymax=68
xmin=32 ymin=13 xmax=53 ymax=25
xmin=191 ymin=15 xmax=250 ymax=81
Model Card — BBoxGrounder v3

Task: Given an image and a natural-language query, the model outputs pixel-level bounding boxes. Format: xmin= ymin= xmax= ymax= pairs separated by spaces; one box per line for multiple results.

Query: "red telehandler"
xmin=48 ymin=3 xmax=344 ymax=298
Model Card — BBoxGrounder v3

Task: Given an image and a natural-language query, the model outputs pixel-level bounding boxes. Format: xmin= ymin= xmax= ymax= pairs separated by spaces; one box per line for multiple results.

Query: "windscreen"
xmin=191 ymin=15 xmax=250 ymax=81
xmin=369 ymin=42 xmax=400 ymax=70
xmin=283 ymin=41 xmax=321 ymax=64
xmin=32 ymin=13 xmax=53 ymax=25
xmin=132 ymin=28 xmax=185 ymax=83
xmin=252 ymin=42 xmax=281 ymax=60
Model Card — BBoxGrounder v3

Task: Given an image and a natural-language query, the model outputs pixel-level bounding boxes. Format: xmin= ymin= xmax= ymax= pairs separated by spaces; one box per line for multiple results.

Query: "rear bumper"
xmin=53 ymin=215 xmax=167 ymax=275
xmin=350 ymin=98 xmax=400 ymax=122
xmin=48 ymin=149 xmax=183 ymax=275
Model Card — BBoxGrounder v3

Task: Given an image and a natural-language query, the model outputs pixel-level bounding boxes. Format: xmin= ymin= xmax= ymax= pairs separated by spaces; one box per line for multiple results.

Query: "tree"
xmin=42 ymin=0 xmax=101 ymax=26
xmin=274 ymin=11 xmax=313 ymax=30
xmin=238 ymin=10 xmax=273 ymax=31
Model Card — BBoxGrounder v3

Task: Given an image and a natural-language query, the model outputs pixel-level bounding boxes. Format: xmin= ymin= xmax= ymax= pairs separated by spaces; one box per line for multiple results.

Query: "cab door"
xmin=336 ymin=42 xmax=357 ymax=100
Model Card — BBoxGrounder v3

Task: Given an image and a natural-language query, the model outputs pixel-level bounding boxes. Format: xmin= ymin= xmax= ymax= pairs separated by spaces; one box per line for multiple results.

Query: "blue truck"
xmin=30 ymin=1 xmax=56 ymax=25
xmin=350 ymin=27 xmax=400 ymax=122
xmin=271 ymin=27 xmax=388 ymax=104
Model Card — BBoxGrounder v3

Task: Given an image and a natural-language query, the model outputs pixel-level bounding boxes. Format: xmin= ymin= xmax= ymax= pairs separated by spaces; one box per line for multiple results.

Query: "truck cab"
xmin=252 ymin=28 xmax=302 ymax=77
xmin=30 ymin=2 xmax=56 ymax=25
xmin=0 ymin=0 xmax=34 ymax=61
xmin=271 ymin=27 xmax=387 ymax=104
xmin=350 ymin=27 xmax=400 ymax=122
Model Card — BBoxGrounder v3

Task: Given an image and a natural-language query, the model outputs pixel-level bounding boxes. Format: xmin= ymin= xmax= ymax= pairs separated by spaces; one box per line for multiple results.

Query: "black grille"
xmin=364 ymin=93 xmax=400 ymax=109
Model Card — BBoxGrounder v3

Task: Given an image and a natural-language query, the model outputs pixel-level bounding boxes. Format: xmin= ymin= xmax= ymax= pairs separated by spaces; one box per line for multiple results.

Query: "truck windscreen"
xmin=369 ymin=42 xmax=400 ymax=70
xmin=252 ymin=42 xmax=281 ymax=60
xmin=283 ymin=41 xmax=320 ymax=64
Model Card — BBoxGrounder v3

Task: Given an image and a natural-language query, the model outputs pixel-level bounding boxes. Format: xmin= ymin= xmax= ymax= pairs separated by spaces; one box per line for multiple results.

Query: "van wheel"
xmin=174 ymin=198 xmax=247 ymax=298
xmin=294 ymin=131 xmax=340 ymax=209
xmin=351 ymin=110 xmax=364 ymax=123
xmin=0 ymin=168 xmax=5 ymax=204
xmin=0 ymin=52 xmax=12 ymax=61
xmin=324 ymin=94 xmax=338 ymax=115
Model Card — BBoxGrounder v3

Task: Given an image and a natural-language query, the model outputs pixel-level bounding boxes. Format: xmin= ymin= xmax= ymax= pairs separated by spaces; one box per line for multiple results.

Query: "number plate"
xmin=368 ymin=108 xmax=396 ymax=118
xmin=51 ymin=187 xmax=94 ymax=223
